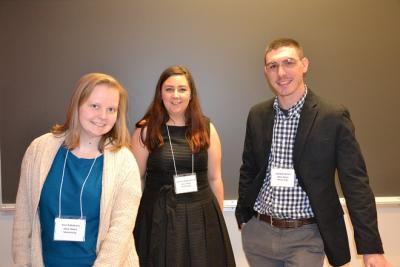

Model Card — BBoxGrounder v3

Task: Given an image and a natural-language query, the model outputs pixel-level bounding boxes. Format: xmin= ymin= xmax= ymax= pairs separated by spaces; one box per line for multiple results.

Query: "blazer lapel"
xmin=259 ymin=101 xmax=275 ymax=167
xmin=294 ymin=91 xmax=318 ymax=168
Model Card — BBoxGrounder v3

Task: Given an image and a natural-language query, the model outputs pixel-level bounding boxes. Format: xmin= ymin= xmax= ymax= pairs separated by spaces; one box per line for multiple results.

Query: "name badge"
xmin=54 ymin=217 xmax=86 ymax=242
xmin=271 ymin=168 xmax=295 ymax=187
xmin=174 ymin=173 xmax=198 ymax=194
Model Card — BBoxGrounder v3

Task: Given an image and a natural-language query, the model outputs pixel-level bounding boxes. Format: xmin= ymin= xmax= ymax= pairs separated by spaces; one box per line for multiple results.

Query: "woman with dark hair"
xmin=12 ymin=73 xmax=141 ymax=267
xmin=132 ymin=66 xmax=235 ymax=266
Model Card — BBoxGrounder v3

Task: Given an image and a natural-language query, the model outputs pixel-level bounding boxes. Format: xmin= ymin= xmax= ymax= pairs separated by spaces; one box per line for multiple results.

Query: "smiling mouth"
xmin=92 ymin=121 xmax=106 ymax=127
xmin=277 ymin=80 xmax=292 ymax=86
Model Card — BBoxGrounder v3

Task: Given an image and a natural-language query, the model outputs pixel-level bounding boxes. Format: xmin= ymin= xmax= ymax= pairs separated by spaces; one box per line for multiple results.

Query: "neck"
xmin=71 ymin=145 xmax=100 ymax=158
xmin=72 ymin=135 xmax=101 ymax=158
xmin=167 ymin=115 xmax=186 ymax=126
xmin=278 ymin=85 xmax=305 ymax=110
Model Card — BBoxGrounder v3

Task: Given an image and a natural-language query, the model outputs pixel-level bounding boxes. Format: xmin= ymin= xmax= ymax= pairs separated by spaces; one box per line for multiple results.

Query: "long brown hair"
xmin=137 ymin=65 xmax=209 ymax=152
xmin=52 ymin=73 xmax=131 ymax=152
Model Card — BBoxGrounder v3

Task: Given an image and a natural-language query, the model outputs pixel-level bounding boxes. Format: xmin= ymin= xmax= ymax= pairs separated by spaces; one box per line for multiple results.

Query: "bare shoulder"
xmin=131 ymin=125 xmax=147 ymax=146
xmin=209 ymin=122 xmax=217 ymax=133
xmin=208 ymin=122 xmax=221 ymax=148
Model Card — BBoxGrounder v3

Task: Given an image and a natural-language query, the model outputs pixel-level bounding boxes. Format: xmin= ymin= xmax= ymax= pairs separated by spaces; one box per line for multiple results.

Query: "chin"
xmin=89 ymin=129 xmax=109 ymax=138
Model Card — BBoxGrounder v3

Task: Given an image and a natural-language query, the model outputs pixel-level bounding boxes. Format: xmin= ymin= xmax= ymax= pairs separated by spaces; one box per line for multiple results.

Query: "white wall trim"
xmin=223 ymin=196 xmax=400 ymax=212
xmin=0 ymin=204 xmax=15 ymax=212
xmin=2 ymin=197 xmax=400 ymax=212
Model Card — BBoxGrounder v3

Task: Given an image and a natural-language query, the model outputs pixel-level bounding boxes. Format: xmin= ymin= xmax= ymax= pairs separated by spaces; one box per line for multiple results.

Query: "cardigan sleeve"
xmin=12 ymin=140 xmax=37 ymax=267
xmin=93 ymin=148 xmax=142 ymax=267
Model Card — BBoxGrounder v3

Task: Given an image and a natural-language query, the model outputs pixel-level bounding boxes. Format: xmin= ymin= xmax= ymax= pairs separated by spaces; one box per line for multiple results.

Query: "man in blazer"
xmin=236 ymin=38 xmax=391 ymax=267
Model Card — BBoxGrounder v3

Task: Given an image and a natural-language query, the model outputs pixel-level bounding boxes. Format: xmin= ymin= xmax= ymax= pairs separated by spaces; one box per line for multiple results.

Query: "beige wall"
xmin=223 ymin=203 xmax=400 ymax=267
xmin=1 ymin=203 xmax=399 ymax=267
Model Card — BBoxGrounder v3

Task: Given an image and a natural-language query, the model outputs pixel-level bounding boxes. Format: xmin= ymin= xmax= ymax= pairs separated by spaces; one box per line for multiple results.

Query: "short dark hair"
xmin=264 ymin=38 xmax=304 ymax=65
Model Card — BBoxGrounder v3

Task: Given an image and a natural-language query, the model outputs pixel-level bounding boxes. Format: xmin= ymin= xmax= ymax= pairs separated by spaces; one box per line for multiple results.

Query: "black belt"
xmin=257 ymin=213 xmax=316 ymax=229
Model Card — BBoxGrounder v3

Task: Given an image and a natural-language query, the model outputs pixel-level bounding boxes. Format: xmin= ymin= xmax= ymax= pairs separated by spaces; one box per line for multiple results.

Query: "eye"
xmin=107 ymin=107 xmax=117 ymax=113
xmin=283 ymin=58 xmax=296 ymax=67
xmin=90 ymin=104 xmax=99 ymax=109
xmin=164 ymin=87 xmax=174 ymax=92
xmin=178 ymin=87 xmax=187 ymax=93
xmin=266 ymin=63 xmax=278 ymax=71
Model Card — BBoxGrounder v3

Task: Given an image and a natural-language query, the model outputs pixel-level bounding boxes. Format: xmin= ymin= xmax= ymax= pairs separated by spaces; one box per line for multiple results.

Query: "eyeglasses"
xmin=265 ymin=58 xmax=299 ymax=72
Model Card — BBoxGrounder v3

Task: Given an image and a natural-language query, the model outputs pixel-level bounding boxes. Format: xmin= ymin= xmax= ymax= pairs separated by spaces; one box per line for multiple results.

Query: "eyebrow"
xmin=163 ymin=84 xmax=188 ymax=88
xmin=266 ymin=57 xmax=296 ymax=65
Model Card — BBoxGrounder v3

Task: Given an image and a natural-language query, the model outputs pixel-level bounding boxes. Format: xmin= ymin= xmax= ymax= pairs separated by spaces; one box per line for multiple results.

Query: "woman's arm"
xmin=12 ymin=142 xmax=35 ymax=267
xmin=93 ymin=150 xmax=142 ymax=267
xmin=207 ymin=123 xmax=224 ymax=211
xmin=131 ymin=127 xmax=149 ymax=191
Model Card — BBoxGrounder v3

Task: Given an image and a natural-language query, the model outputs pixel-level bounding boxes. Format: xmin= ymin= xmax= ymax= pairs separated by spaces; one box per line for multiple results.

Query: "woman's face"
xmin=161 ymin=75 xmax=191 ymax=121
xmin=78 ymin=84 xmax=119 ymax=141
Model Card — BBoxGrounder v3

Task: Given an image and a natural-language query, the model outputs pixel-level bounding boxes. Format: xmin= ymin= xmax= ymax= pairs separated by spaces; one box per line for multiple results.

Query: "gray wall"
xmin=1 ymin=0 xmax=400 ymax=203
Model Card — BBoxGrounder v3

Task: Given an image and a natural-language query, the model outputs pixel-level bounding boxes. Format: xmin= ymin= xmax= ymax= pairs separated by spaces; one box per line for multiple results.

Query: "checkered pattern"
xmin=254 ymin=88 xmax=314 ymax=219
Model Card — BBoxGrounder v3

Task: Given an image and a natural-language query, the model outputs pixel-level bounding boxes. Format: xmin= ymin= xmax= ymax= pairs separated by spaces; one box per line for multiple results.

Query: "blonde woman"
xmin=12 ymin=73 xmax=141 ymax=267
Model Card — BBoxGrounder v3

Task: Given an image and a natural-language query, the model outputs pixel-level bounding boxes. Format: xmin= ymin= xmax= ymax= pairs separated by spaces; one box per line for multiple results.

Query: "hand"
xmin=363 ymin=254 xmax=393 ymax=267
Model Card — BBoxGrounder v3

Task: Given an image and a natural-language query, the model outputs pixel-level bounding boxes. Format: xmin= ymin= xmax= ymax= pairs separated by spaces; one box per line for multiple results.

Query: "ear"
xmin=301 ymin=57 xmax=309 ymax=74
xmin=263 ymin=65 xmax=269 ymax=77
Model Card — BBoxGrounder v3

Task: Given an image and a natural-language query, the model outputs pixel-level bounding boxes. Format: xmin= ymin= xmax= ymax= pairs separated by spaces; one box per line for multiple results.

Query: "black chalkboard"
xmin=1 ymin=0 xmax=400 ymax=204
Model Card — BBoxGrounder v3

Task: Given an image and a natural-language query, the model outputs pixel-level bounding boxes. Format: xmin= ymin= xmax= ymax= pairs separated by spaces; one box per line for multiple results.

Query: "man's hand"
xmin=363 ymin=254 xmax=392 ymax=267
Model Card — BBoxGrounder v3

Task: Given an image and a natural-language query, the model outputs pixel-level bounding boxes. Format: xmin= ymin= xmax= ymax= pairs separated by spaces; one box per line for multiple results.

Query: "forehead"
xmin=163 ymin=75 xmax=189 ymax=86
xmin=86 ymin=83 xmax=119 ymax=102
xmin=265 ymin=46 xmax=301 ymax=63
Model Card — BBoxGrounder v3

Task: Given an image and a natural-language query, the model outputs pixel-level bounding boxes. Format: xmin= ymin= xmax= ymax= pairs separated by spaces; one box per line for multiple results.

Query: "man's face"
xmin=264 ymin=46 xmax=309 ymax=99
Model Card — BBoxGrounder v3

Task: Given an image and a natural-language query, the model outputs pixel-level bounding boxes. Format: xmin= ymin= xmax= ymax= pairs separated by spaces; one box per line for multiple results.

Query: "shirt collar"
xmin=273 ymin=85 xmax=308 ymax=118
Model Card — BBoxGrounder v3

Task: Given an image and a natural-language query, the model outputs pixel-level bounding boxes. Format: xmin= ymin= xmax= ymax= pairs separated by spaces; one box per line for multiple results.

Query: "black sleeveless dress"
xmin=134 ymin=124 xmax=235 ymax=267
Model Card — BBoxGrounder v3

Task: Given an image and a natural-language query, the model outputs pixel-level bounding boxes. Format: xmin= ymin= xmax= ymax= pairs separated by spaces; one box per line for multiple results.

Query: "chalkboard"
xmin=1 ymin=0 xmax=400 ymax=204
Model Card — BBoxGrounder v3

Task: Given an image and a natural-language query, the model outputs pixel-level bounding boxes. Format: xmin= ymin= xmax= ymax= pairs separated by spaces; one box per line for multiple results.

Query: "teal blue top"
xmin=39 ymin=145 xmax=103 ymax=267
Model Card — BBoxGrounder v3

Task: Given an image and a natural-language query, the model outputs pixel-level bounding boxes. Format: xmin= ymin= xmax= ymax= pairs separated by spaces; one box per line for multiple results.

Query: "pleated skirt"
xmin=134 ymin=185 xmax=236 ymax=267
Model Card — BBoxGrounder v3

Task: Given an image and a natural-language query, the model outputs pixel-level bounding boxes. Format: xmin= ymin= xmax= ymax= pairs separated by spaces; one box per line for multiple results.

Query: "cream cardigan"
xmin=12 ymin=133 xmax=141 ymax=267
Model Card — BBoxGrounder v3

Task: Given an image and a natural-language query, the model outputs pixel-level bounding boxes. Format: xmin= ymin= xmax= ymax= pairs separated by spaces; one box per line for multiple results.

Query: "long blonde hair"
xmin=52 ymin=73 xmax=131 ymax=152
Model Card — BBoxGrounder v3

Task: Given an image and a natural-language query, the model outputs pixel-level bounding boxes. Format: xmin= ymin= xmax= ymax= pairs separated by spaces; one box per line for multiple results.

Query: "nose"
xmin=277 ymin=64 xmax=286 ymax=76
xmin=173 ymin=89 xmax=179 ymax=98
xmin=99 ymin=108 xmax=107 ymax=119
